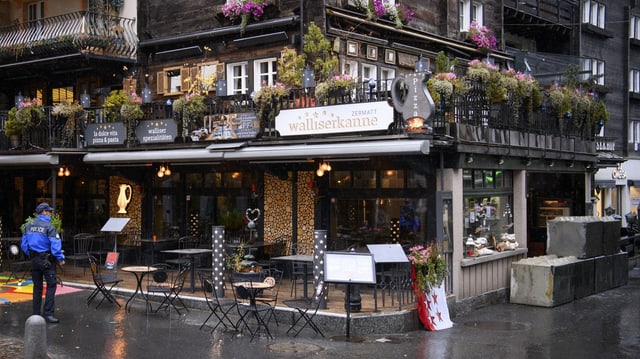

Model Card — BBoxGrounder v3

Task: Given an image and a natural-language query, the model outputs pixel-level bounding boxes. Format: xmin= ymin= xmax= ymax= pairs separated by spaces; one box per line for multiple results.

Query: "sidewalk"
xmin=1 ymin=267 xmax=638 ymax=358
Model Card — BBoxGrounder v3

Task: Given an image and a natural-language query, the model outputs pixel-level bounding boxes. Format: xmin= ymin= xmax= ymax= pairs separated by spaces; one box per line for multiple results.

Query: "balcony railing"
xmin=0 ymin=11 xmax=137 ymax=63
xmin=0 ymin=80 xmax=597 ymax=154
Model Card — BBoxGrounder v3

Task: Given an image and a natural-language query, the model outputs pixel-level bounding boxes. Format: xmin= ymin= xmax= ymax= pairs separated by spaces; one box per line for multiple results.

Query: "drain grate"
xmin=267 ymin=341 xmax=324 ymax=354
xmin=464 ymin=320 xmax=527 ymax=331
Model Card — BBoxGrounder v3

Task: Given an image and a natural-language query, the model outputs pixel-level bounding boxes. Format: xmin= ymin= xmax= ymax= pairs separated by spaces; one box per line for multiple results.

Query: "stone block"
xmin=594 ymin=255 xmax=613 ymax=292
xmin=611 ymin=252 xmax=629 ymax=288
xmin=510 ymin=255 xmax=577 ymax=307
xmin=600 ymin=216 xmax=621 ymax=255
xmin=547 ymin=217 xmax=603 ymax=258
xmin=573 ymin=258 xmax=595 ymax=299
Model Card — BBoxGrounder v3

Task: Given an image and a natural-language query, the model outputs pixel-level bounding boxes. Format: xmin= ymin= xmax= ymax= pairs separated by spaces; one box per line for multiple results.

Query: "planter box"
xmin=510 ymin=255 xmax=577 ymax=307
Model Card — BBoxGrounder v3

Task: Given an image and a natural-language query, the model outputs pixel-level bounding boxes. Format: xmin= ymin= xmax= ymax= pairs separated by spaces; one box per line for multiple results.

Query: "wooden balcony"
xmin=0 ymin=82 xmax=597 ymax=158
xmin=0 ymin=11 xmax=137 ymax=64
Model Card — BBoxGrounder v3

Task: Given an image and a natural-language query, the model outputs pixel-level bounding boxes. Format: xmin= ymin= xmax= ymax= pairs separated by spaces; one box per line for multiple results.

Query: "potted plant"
xmin=52 ymin=100 xmax=85 ymax=147
xmin=408 ymin=242 xmax=450 ymax=331
xmin=5 ymin=97 xmax=45 ymax=138
xmin=253 ymin=81 xmax=289 ymax=127
xmin=351 ymin=0 xmax=416 ymax=28
xmin=467 ymin=21 xmax=498 ymax=53
xmin=172 ymin=93 xmax=207 ymax=137
xmin=221 ymin=0 xmax=271 ymax=34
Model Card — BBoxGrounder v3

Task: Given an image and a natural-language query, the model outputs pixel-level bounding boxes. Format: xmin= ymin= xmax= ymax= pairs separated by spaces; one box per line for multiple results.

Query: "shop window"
xmin=185 ymin=173 xmax=203 ymax=189
xmin=381 ymin=170 xmax=404 ymax=188
xmin=464 ymin=169 xmax=512 ymax=190
xmin=331 ymin=171 xmax=352 ymax=188
xmin=223 ymin=171 xmax=243 ymax=188
xmin=204 ymin=173 xmax=218 ymax=188
xmin=353 ymin=170 xmax=376 ymax=188
xmin=407 ymin=171 xmax=427 ymax=188
xmin=464 ymin=194 xmax=513 ymax=242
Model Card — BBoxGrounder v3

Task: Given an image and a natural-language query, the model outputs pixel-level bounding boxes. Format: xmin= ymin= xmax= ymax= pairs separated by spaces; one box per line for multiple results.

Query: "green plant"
xmin=408 ymin=242 xmax=448 ymax=292
xmin=433 ymin=51 xmax=457 ymax=74
xmin=221 ymin=0 xmax=270 ymax=34
xmin=253 ymin=82 xmax=289 ymax=124
xmin=21 ymin=212 xmax=63 ymax=234
xmin=173 ymin=93 xmax=207 ymax=133
xmin=218 ymin=208 xmax=245 ymax=231
xmin=427 ymin=72 xmax=466 ymax=106
xmin=5 ymin=98 xmax=45 ymax=136
xmin=52 ymin=100 xmax=85 ymax=146
xmin=303 ymin=22 xmax=339 ymax=84
xmin=225 ymin=244 xmax=245 ymax=272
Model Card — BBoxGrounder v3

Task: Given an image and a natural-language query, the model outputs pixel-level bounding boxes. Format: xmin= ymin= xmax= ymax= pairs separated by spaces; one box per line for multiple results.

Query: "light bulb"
xmin=64 ymin=168 xmax=70 ymax=176
xmin=58 ymin=168 xmax=64 ymax=177
xmin=157 ymin=170 xmax=164 ymax=178
xmin=164 ymin=168 xmax=171 ymax=176
xmin=316 ymin=169 xmax=324 ymax=177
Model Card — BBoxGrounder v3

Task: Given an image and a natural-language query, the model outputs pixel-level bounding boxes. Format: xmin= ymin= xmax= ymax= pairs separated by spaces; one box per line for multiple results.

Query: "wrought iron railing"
xmin=0 ymin=80 xmax=600 ymax=152
xmin=0 ymin=11 xmax=137 ymax=62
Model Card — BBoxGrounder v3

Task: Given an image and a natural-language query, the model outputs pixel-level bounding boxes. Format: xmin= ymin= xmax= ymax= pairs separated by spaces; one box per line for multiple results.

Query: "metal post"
xmin=212 ymin=226 xmax=225 ymax=297
xmin=313 ymin=229 xmax=327 ymax=309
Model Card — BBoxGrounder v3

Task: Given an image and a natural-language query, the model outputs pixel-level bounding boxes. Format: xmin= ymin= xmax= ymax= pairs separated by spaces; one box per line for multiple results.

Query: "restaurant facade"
xmin=0 ymin=1 xmax=613 ymax=312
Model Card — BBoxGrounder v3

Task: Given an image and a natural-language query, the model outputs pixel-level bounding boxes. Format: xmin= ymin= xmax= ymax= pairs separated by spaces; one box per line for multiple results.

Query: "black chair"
xmin=87 ymin=255 xmax=123 ymax=308
xmin=230 ymin=277 xmax=273 ymax=341
xmin=65 ymin=233 xmax=93 ymax=275
xmin=289 ymin=242 xmax=313 ymax=298
xmin=150 ymin=266 xmax=189 ymax=314
xmin=165 ymin=235 xmax=199 ymax=270
xmin=199 ymin=272 xmax=238 ymax=333
xmin=286 ymin=283 xmax=326 ymax=337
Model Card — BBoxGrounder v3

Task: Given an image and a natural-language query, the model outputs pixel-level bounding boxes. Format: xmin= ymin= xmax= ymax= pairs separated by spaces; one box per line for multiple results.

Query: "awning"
xmin=0 ymin=154 xmax=59 ymax=166
xmin=209 ymin=139 xmax=430 ymax=160
xmin=83 ymin=149 xmax=222 ymax=164
xmin=81 ymin=139 xmax=430 ymax=165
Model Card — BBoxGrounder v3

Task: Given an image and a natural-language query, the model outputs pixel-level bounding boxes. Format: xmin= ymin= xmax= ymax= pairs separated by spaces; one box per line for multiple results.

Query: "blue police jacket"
xmin=21 ymin=214 xmax=65 ymax=262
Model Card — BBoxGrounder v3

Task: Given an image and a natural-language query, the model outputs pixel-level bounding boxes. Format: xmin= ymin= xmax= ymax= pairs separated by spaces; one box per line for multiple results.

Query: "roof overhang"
xmin=0 ymin=154 xmax=59 ymax=167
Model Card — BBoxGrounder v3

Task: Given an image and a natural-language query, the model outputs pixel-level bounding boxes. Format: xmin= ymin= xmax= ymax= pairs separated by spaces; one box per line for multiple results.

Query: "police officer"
xmin=21 ymin=202 xmax=65 ymax=323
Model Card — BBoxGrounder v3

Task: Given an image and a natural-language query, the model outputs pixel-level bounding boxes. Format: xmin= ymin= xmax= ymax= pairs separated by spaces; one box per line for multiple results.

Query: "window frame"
xmin=583 ymin=0 xmax=606 ymax=29
xmin=253 ymin=57 xmax=278 ymax=92
xmin=629 ymin=69 xmax=640 ymax=93
xmin=459 ymin=0 xmax=483 ymax=32
xmin=581 ymin=58 xmax=605 ymax=86
xmin=226 ymin=61 xmax=249 ymax=95
xmin=631 ymin=16 xmax=640 ymax=40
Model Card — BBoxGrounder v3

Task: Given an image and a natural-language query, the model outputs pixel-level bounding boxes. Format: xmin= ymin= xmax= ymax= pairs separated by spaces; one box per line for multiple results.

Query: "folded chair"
xmin=151 ymin=266 xmax=190 ymax=314
xmin=286 ymin=283 xmax=326 ymax=337
xmin=199 ymin=272 xmax=239 ymax=333
xmin=87 ymin=255 xmax=123 ymax=308
xmin=5 ymin=244 xmax=31 ymax=284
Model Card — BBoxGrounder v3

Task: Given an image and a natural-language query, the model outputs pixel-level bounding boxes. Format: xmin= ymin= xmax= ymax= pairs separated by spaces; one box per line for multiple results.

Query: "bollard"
xmin=24 ymin=315 xmax=47 ymax=359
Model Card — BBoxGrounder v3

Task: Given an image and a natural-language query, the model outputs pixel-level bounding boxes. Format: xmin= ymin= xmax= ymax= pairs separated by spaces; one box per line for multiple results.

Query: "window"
xmin=253 ymin=58 xmax=278 ymax=91
xmin=361 ymin=64 xmax=377 ymax=83
xmin=629 ymin=120 xmax=640 ymax=148
xmin=27 ymin=1 xmax=44 ymax=23
xmin=581 ymin=58 xmax=605 ymax=86
xmin=52 ymin=87 xmax=74 ymax=104
xmin=380 ymin=67 xmax=396 ymax=91
xmin=200 ymin=62 xmax=223 ymax=93
xmin=226 ymin=62 xmax=248 ymax=95
xmin=630 ymin=69 xmax=640 ymax=93
xmin=583 ymin=0 xmax=605 ymax=29
xmin=631 ymin=16 xmax=640 ymax=40
xmin=156 ymin=67 xmax=184 ymax=95
xmin=342 ymin=59 xmax=358 ymax=79
xmin=459 ymin=0 xmax=483 ymax=31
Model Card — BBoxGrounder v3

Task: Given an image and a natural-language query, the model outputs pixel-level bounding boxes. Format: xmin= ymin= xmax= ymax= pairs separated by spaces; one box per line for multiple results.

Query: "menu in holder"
xmin=105 ymin=252 xmax=119 ymax=270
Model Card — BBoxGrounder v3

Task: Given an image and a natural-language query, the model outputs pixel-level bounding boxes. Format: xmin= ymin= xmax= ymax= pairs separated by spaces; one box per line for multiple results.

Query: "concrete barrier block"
xmin=601 ymin=216 xmax=621 ymax=255
xmin=510 ymin=255 xmax=577 ymax=307
xmin=547 ymin=217 xmax=603 ymax=258
xmin=611 ymin=251 xmax=629 ymax=288
xmin=594 ymin=255 xmax=613 ymax=292
xmin=573 ymin=258 xmax=595 ymax=299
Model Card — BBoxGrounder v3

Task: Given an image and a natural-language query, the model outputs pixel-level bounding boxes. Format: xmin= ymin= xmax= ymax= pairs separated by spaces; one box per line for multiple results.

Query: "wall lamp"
xmin=415 ymin=53 xmax=429 ymax=73
xmin=466 ymin=154 xmax=474 ymax=164
xmin=546 ymin=160 xmax=555 ymax=168
xmin=316 ymin=161 xmax=332 ymax=177
xmin=523 ymin=158 xmax=532 ymax=167
xmin=57 ymin=166 xmax=71 ymax=177
xmin=497 ymin=156 xmax=505 ymax=165
xmin=302 ymin=64 xmax=316 ymax=88
xmin=157 ymin=163 xmax=172 ymax=178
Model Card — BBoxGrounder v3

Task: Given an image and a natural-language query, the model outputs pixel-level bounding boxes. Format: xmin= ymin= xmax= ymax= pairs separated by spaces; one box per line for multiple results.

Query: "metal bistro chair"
xmin=289 ymin=242 xmax=313 ymax=298
xmin=287 ymin=283 xmax=327 ymax=338
xmin=165 ymin=235 xmax=199 ymax=270
xmin=149 ymin=265 xmax=190 ymax=314
xmin=65 ymin=233 xmax=93 ymax=275
xmin=198 ymin=272 xmax=239 ymax=333
xmin=87 ymin=255 xmax=123 ymax=308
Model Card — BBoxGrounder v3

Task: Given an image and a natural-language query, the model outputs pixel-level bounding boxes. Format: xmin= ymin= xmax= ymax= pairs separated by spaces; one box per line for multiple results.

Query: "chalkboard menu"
xmin=135 ymin=119 xmax=177 ymax=144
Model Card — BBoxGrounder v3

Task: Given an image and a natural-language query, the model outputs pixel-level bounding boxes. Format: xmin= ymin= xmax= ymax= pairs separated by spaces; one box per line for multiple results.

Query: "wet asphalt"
xmin=1 ymin=267 xmax=639 ymax=359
